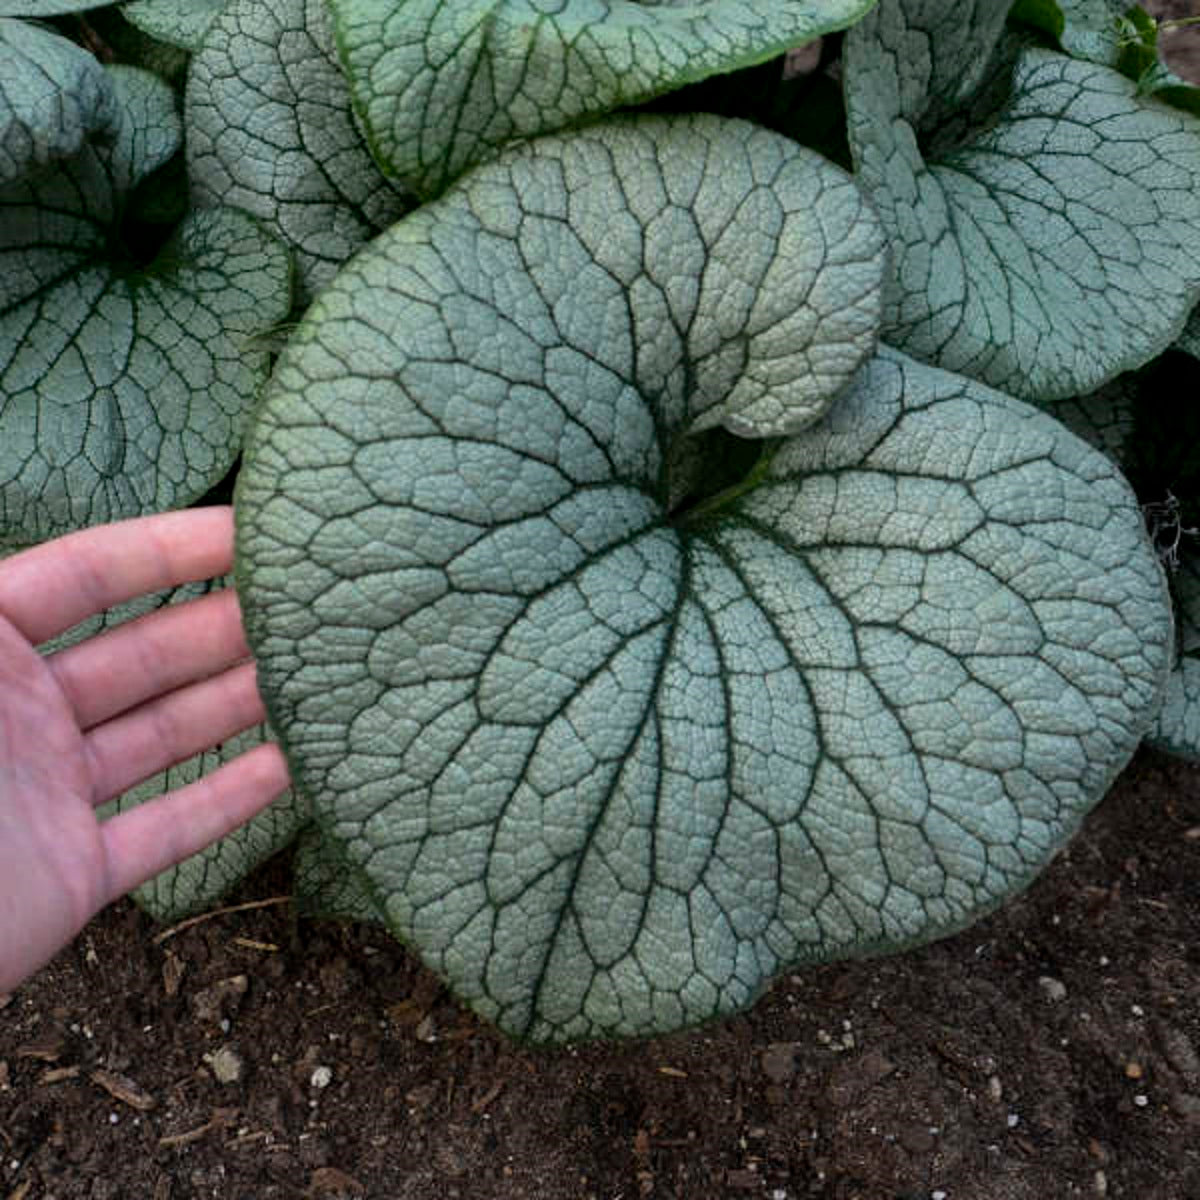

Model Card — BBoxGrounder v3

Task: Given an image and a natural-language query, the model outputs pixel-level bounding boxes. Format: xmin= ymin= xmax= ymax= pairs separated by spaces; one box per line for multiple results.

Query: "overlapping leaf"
xmin=1047 ymin=353 xmax=1200 ymax=760
xmin=844 ymin=0 xmax=1200 ymax=401
xmin=326 ymin=0 xmax=879 ymax=197
xmin=122 ymin=0 xmax=233 ymax=51
xmin=0 ymin=17 xmax=118 ymax=186
xmin=1010 ymin=0 xmax=1130 ymax=70
xmin=236 ymin=113 xmax=1170 ymax=1040
xmin=0 ymin=2 xmax=114 ymax=13
xmin=0 ymin=66 xmax=291 ymax=547
xmin=186 ymin=0 xmax=412 ymax=305
xmin=293 ymin=825 xmax=384 ymax=922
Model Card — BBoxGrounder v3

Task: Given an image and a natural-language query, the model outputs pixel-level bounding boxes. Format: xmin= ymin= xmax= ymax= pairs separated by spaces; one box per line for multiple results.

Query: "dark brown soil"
xmin=3 ymin=747 xmax=1199 ymax=1200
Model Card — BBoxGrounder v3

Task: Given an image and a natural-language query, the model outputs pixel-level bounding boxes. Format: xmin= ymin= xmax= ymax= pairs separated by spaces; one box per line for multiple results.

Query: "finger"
xmin=98 ymin=742 xmax=291 ymax=904
xmin=83 ymin=660 xmax=270 ymax=804
xmin=0 ymin=506 xmax=235 ymax=646
xmin=48 ymin=589 xmax=253 ymax=730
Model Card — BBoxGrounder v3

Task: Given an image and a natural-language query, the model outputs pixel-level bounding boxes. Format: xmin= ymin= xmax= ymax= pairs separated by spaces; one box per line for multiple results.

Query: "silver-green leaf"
xmin=327 ymin=0 xmax=879 ymax=198
xmin=122 ymin=0 xmax=233 ymax=51
xmin=186 ymin=0 xmax=412 ymax=305
xmin=844 ymin=0 xmax=1200 ymax=401
xmin=0 ymin=65 xmax=292 ymax=547
xmin=235 ymin=113 xmax=1170 ymax=1041
xmin=0 ymin=17 xmax=118 ymax=186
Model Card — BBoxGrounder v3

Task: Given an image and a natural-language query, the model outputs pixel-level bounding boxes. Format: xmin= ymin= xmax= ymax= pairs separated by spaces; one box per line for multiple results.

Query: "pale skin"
xmin=0 ymin=506 xmax=289 ymax=993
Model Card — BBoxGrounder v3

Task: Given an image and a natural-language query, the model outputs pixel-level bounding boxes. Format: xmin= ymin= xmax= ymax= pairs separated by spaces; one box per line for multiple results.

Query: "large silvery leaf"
xmin=187 ymin=0 xmax=412 ymax=305
xmin=0 ymin=66 xmax=292 ymax=547
xmin=843 ymin=0 xmax=1200 ymax=401
xmin=0 ymin=17 xmax=118 ymax=185
xmin=327 ymin=0 xmax=879 ymax=197
xmin=236 ymin=113 xmax=1171 ymax=1041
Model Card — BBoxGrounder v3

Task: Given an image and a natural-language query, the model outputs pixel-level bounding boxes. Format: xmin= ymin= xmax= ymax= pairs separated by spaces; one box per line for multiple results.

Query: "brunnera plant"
xmin=3 ymin=0 xmax=1199 ymax=1040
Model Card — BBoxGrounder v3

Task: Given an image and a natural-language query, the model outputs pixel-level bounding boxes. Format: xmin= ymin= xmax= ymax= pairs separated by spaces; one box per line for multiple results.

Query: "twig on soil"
xmin=90 ymin=1068 xmax=156 ymax=1111
xmin=158 ymin=1108 xmax=237 ymax=1148
xmin=152 ymin=896 xmax=292 ymax=945
xmin=470 ymin=1079 xmax=506 ymax=1114
xmin=230 ymin=937 xmax=280 ymax=952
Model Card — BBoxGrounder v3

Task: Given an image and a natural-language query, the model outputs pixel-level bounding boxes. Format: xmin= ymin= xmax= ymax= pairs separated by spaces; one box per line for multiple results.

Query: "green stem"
xmin=678 ymin=437 xmax=782 ymax=526
xmin=1161 ymin=16 xmax=1200 ymax=33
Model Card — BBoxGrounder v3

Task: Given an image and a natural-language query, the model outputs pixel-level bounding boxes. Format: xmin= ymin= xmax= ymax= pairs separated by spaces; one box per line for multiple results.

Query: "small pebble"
xmin=1038 ymin=976 xmax=1068 ymax=1002
xmin=311 ymin=1065 xmax=333 ymax=1090
xmin=202 ymin=1045 xmax=244 ymax=1084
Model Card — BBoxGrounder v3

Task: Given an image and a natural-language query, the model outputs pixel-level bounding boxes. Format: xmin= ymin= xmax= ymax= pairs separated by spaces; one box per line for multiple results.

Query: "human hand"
xmin=0 ymin=506 xmax=289 ymax=992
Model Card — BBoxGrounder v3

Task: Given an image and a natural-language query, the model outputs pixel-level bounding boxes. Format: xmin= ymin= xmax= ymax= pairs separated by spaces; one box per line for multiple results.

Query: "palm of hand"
xmin=0 ymin=508 xmax=288 ymax=993
xmin=0 ymin=616 xmax=101 ymax=970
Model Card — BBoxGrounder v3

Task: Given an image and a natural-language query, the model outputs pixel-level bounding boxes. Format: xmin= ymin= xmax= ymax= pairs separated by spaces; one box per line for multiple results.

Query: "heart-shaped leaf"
xmin=327 ymin=0 xmax=879 ymax=198
xmin=0 ymin=65 xmax=291 ymax=547
xmin=236 ymin=113 xmax=1169 ymax=1040
xmin=843 ymin=0 xmax=1200 ymax=401
xmin=186 ymin=0 xmax=412 ymax=305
